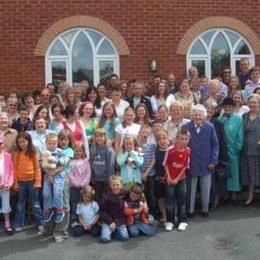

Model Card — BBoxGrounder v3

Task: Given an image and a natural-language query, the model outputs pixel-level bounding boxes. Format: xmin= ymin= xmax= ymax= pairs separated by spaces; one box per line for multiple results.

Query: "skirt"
xmin=240 ymin=155 xmax=260 ymax=187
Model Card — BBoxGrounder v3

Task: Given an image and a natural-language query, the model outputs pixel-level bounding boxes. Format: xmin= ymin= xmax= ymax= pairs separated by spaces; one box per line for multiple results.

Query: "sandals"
xmin=5 ymin=226 xmax=14 ymax=235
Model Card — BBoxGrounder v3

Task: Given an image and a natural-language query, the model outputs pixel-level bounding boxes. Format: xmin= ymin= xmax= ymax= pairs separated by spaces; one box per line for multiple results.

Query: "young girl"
xmin=13 ymin=132 xmax=43 ymax=232
xmin=69 ymin=142 xmax=91 ymax=224
xmin=117 ymin=135 xmax=144 ymax=190
xmin=71 ymin=185 xmax=100 ymax=237
xmin=0 ymin=137 xmax=14 ymax=235
xmin=100 ymin=175 xmax=129 ymax=242
xmin=90 ymin=129 xmax=115 ymax=202
xmin=98 ymin=101 xmax=120 ymax=144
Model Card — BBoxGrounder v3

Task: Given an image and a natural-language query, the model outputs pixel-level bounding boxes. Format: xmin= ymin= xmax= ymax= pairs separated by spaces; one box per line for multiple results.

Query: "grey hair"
xmin=204 ymin=98 xmax=218 ymax=109
xmin=191 ymin=104 xmax=207 ymax=119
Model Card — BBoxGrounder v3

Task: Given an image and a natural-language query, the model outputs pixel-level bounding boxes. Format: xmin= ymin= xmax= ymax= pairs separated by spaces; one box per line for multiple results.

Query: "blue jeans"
xmin=14 ymin=181 xmax=43 ymax=228
xmin=100 ymin=223 xmax=129 ymax=242
xmin=70 ymin=187 xmax=80 ymax=222
xmin=43 ymin=173 xmax=65 ymax=210
xmin=127 ymin=221 xmax=156 ymax=237
xmin=165 ymin=179 xmax=187 ymax=224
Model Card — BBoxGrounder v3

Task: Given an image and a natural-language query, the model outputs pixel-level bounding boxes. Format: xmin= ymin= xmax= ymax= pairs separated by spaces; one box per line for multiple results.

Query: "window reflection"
xmin=52 ymin=61 xmax=66 ymax=86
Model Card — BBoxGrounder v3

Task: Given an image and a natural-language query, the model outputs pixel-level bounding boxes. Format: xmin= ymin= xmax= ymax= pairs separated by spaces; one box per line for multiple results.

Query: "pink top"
xmin=0 ymin=152 xmax=14 ymax=188
xmin=69 ymin=158 xmax=91 ymax=188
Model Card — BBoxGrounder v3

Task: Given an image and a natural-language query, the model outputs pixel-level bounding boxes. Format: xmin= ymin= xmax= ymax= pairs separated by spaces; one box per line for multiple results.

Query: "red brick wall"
xmin=1 ymin=0 xmax=260 ymax=94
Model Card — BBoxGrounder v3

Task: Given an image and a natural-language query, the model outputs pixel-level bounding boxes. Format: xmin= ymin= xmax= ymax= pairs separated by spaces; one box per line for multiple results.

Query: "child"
xmin=124 ymin=183 xmax=156 ymax=237
xmin=71 ymin=185 xmax=100 ymax=237
xmin=69 ymin=142 xmax=91 ymax=224
xmin=11 ymin=105 xmax=32 ymax=132
xmin=42 ymin=133 xmax=70 ymax=223
xmin=117 ymin=135 xmax=143 ymax=190
xmin=90 ymin=128 xmax=115 ymax=202
xmin=100 ymin=175 xmax=129 ymax=242
xmin=98 ymin=101 xmax=121 ymax=144
xmin=0 ymin=137 xmax=14 ymax=235
xmin=138 ymin=125 xmax=157 ymax=219
xmin=154 ymin=130 xmax=168 ymax=223
xmin=148 ymin=119 xmax=164 ymax=144
xmin=13 ymin=132 xmax=43 ymax=232
xmin=164 ymin=128 xmax=191 ymax=231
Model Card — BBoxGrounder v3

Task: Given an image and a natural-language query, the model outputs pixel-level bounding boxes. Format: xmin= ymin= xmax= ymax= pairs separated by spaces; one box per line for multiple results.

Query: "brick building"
xmin=1 ymin=0 xmax=260 ymax=94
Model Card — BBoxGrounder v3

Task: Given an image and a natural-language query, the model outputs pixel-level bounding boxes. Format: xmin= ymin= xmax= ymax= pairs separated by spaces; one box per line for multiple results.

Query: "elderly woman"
xmin=164 ymin=101 xmax=190 ymax=143
xmin=240 ymin=94 xmax=260 ymax=205
xmin=0 ymin=112 xmax=17 ymax=152
xmin=6 ymin=97 xmax=19 ymax=123
xmin=22 ymin=93 xmax=38 ymax=120
xmin=183 ymin=105 xmax=219 ymax=217
xmin=217 ymin=97 xmax=243 ymax=203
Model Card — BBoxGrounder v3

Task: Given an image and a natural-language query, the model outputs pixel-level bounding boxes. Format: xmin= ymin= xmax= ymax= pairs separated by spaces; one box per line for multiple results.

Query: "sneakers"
xmin=54 ymin=209 xmax=65 ymax=223
xmin=44 ymin=209 xmax=54 ymax=223
xmin=164 ymin=222 xmax=174 ymax=231
xmin=14 ymin=227 xmax=23 ymax=232
xmin=177 ymin=222 xmax=188 ymax=231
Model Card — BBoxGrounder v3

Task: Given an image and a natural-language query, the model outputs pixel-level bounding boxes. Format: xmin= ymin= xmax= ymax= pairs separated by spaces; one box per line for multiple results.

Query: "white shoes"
xmin=164 ymin=222 xmax=174 ymax=231
xmin=178 ymin=222 xmax=188 ymax=231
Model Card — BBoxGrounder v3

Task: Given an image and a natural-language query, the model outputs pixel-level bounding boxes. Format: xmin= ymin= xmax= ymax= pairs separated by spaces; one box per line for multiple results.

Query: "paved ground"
xmin=0 ymin=203 xmax=259 ymax=260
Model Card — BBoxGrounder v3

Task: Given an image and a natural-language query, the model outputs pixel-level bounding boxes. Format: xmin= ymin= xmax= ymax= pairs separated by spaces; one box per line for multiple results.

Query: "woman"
xmin=217 ymin=97 xmax=243 ymax=203
xmin=111 ymin=84 xmax=129 ymax=120
xmin=150 ymin=80 xmax=175 ymax=115
xmin=97 ymin=83 xmax=110 ymax=107
xmin=78 ymin=102 xmax=97 ymax=139
xmin=0 ymin=112 xmax=17 ymax=152
xmin=232 ymin=91 xmax=249 ymax=117
xmin=49 ymin=103 xmax=65 ymax=133
xmin=183 ymin=105 xmax=219 ymax=217
xmin=240 ymin=94 xmax=260 ymax=205
xmin=164 ymin=101 xmax=190 ymax=142
xmin=85 ymin=87 xmax=102 ymax=118
xmin=134 ymin=103 xmax=151 ymax=126
xmin=22 ymin=93 xmax=38 ymax=120
xmin=6 ymin=97 xmax=19 ymax=123
xmin=62 ymin=104 xmax=89 ymax=158
xmin=227 ymin=76 xmax=241 ymax=97
xmin=114 ymin=107 xmax=141 ymax=155
xmin=157 ymin=104 xmax=171 ymax=128
xmin=64 ymin=87 xmax=76 ymax=107
xmin=175 ymin=79 xmax=199 ymax=107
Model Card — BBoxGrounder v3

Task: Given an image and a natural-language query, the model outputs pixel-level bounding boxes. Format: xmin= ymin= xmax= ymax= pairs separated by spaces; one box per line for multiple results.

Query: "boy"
xmin=124 ymin=183 xmax=156 ymax=237
xmin=42 ymin=133 xmax=70 ymax=223
xmin=99 ymin=175 xmax=129 ymax=242
xmin=163 ymin=128 xmax=191 ymax=231
xmin=11 ymin=105 xmax=32 ymax=132
xmin=139 ymin=125 xmax=157 ymax=219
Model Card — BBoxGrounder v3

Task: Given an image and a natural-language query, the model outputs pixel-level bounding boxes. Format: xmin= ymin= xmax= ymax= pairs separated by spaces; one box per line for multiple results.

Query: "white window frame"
xmin=187 ymin=28 xmax=255 ymax=79
xmin=45 ymin=28 xmax=120 ymax=87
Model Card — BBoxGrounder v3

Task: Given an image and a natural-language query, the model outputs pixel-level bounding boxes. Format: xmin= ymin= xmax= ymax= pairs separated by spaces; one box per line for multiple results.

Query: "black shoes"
xmin=201 ymin=212 xmax=209 ymax=218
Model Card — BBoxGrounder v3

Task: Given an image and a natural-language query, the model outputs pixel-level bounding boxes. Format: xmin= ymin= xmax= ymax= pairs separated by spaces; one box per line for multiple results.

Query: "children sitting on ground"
xmin=124 ymin=183 xmax=156 ymax=237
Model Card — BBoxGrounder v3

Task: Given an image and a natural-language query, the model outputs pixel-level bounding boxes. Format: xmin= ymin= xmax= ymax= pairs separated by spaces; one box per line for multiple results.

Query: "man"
xmin=187 ymin=66 xmax=198 ymax=81
xmin=125 ymin=81 xmax=153 ymax=118
xmin=41 ymin=88 xmax=51 ymax=106
xmin=238 ymin=58 xmax=251 ymax=89
xmin=46 ymin=83 xmax=56 ymax=95
xmin=167 ymin=73 xmax=178 ymax=94
xmin=222 ymin=67 xmax=231 ymax=86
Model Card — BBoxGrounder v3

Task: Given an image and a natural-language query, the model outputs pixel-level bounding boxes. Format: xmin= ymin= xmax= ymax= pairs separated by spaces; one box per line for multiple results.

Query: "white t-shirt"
xmin=115 ymin=123 xmax=141 ymax=147
xmin=114 ymin=99 xmax=130 ymax=120
xmin=76 ymin=201 xmax=99 ymax=225
xmin=150 ymin=94 xmax=176 ymax=113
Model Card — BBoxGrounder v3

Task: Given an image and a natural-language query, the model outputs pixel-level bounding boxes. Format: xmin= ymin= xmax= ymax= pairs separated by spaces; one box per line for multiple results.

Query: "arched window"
xmin=187 ymin=28 xmax=255 ymax=79
xmin=46 ymin=28 xmax=119 ymax=86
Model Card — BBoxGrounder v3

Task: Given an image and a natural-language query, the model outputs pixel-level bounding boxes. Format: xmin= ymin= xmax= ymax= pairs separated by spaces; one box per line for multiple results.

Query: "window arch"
xmin=187 ymin=28 xmax=255 ymax=79
xmin=46 ymin=28 xmax=119 ymax=87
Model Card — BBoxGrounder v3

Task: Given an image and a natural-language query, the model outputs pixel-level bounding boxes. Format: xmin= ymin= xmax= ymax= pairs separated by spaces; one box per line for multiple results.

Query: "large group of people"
xmin=0 ymin=57 xmax=259 ymax=243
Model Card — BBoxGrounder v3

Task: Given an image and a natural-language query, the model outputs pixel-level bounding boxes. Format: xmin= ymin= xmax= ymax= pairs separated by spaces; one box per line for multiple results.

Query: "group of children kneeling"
xmin=0 ymin=124 xmax=191 ymax=241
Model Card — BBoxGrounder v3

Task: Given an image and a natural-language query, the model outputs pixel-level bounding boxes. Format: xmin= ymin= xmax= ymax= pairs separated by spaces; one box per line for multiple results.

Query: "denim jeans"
xmin=43 ymin=173 xmax=65 ymax=210
xmin=72 ymin=224 xmax=101 ymax=237
xmin=165 ymin=179 xmax=187 ymax=224
xmin=100 ymin=223 xmax=129 ymax=242
xmin=70 ymin=187 xmax=80 ymax=223
xmin=127 ymin=221 xmax=156 ymax=237
xmin=14 ymin=181 xmax=43 ymax=228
